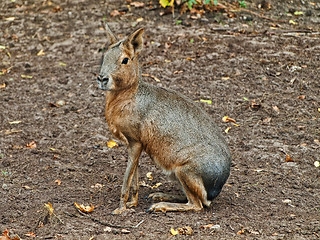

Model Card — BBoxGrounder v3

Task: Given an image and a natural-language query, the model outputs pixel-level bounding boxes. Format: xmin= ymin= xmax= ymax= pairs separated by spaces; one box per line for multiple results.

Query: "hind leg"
xmin=147 ymin=192 xmax=187 ymax=203
xmin=147 ymin=166 xmax=211 ymax=212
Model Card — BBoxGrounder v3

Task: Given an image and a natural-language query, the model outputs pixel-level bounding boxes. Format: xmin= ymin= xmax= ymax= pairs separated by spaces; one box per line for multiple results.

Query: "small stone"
xmin=104 ymin=226 xmax=112 ymax=232
xmin=282 ymin=199 xmax=292 ymax=204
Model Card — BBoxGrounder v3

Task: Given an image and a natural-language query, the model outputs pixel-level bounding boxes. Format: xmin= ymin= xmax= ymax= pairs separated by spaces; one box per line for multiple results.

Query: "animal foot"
xmin=112 ymin=207 xmax=135 ymax=215
xmin=126 ymin=200 xmax=138 ymax=208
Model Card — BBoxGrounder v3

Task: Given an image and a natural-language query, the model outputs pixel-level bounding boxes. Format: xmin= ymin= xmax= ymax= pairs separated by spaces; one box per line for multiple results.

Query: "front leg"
xmin=126 ymin=167 xmax=139 ymax=208
xmin=112 ymin=142 xmax=142 ymax=215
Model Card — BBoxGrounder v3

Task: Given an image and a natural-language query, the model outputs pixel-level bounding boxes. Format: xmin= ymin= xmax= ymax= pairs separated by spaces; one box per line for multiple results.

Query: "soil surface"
xmin=1 ymin=0 xmax=319 ymax=239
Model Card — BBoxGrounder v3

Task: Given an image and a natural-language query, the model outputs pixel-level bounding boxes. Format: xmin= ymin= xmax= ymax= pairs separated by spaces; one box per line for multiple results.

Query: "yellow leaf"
xmin=21 ymin=75 xmax=33 ymax=79
xmin=294 ymin=11 xmax=303 ymax=15
xmin=177 ymin=226 xmax=193 ymax=235
xmin=0 ymin=83 xmax=6 ymax=88
xmin=37 ymin=49 xmax=45 ymax=56
xmin=289 ymin=19 xmax=298 ymax=25
xmin=318 ymin=108 xmax=320 ymax=113
xmin=136 ymin=17 xmax=144 ymax=22
xmin=221 ymin=76 xmax=230 ymax=80
xmin=107 ymin=140 xmax=118 ymax=148
xmin=222 ymin=116 xmax=237 ymax=123
xmin=146 ymin=172 xmax=153 ymax=181
xmin=74 ymin=202 xmax=95 ymax=213
xmin=9 ymin=121 xmax=22 ymax=125
xmin=159 ymin=0 xmax=170 ymax=8
xmin=314 ymin=161 xmax=319 ymax=168
xmin=5 ymin=17 xmax=15 ymax=21
xmin=170 ymin=228 xmax=179 ymax=235
xmin=225 ymin=127 xmax=231 ymax=133
xmin=200 ymin=99 xmax=212 ymax=105
xmin=151 ymin=182 xmax=162 ymax=189
xmin=232 ymin=122 xmax=240 ymax=127
xmin=44 ymin=202 xmax=54 ymax=215
xmin=58 ymin=62 xmax=67 ymax=66
xmin=0 ymin=45 xmax=6 ymax=49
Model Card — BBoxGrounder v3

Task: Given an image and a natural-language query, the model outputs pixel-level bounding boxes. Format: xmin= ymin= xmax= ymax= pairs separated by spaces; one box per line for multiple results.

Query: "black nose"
xmin=97 ymin=75 xmax=109 ymax=83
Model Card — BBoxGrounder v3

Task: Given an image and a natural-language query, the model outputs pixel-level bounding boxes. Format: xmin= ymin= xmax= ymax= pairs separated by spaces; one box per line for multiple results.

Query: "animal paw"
xmin=112 ymin=207 xmax=135 ymax=215
xmin=146 ymin=202 xmax=167 ymax=213
xmin=126 ymin=200 xmax=138 ymax=208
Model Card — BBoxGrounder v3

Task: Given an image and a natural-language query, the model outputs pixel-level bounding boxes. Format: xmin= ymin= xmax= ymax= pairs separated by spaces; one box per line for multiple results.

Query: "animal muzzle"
xmin=97 ymin=75 xmax=109 ymax=90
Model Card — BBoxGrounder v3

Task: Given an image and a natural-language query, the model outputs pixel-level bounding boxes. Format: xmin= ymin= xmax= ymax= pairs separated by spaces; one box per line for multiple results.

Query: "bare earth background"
xmin=0 ymin=0 xmax=319 ymax=239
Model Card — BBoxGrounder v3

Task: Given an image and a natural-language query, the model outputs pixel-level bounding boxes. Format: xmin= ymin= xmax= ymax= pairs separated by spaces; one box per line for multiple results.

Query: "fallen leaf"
xmin=272 ymin=105 xmax=280 ymax=114
xmin=200 ymin=99 xmax=212 ymax=105
xmin=121 ymin=229 xmax=130 ymax=234
xmin=146 ymin=172 xmax=153 ymax=181
xmin=130 ymin=2 xmax=145 ymax=7
xmin=110 ymin=9 xmax=125 ymax=17
xmin=314 ymin=161 xmax=320 ymax=168
xmin=0 ymin=45 xmax=6 ymax=49
xmin=221 ymin=76 xmax=230 ymax=80
xmin=177 ymin=226 xmax=193 ymax=235
xmin=25 ymin=232 xmax=36 ymax=238
xmin=23 ymin=185 xmax=31 ymax=189
xmin=107 ymin=140 xmax=118 ymax=148
xmin=160 ymin=0 xmax=174 ymax=8
xmin=231 ymin=122 xmax=240 ymax=127
xmin=0 ymin=229 xmax=20 ymax=240
xmin=294 ymin=11 xmax=303 ymax=15
xmin=136 ymin=17 xmax=144 ymax=22
xmin=200 ymin=224 xmax=221 ymax=230
xmin=21 ymin=74 xmax=33 ymax=79
xmin=44 ymin=202 xmax=54 ymax=216
xmin=5 ymin=130 xmax=22 ymax=135
xmin=5 ymin=17 xmax=15 ymax=21
xmin=237 ymin=228 xmax=246 ymax=235
xmin=37 ymin=49 xmax=45 ymax=56
xmin=282 ymin=199 xmax=292 ymax=204
xmin=250 ymin=100 xmax=261 ymax=110
xmin=151 ymin=182 xmax=162 ymax=189
xmin=26 ymin=141 xmax=37 ymax=149
xmin=0 ymin=83 xmax=6 ymax=88
xmin=225 ymin=127 xmax=231 ymax=133
xmin=58 ymin=62 xmax=67 ymax=66
xmin=142 ymin=73 xmax=161 ymax=82
xmin=9 ymin=121 xmax=22 ymax=125
xmin=74 ymin=202 xmax=95 ymax=213
xmin=56 ymin=100 xmax=66 ymax=106
xmin=289 ymin=19 xmax=298 ymax=25
xmin=55 ymin=179 xmax=62 ymax=185
xmin=285 ymin=154 xmax=294 ymax=162
xmin=170 ymin=228 xmax=179 ymax=236
xmin=297 ymin=95 xmax=305 ymax=99
xmin=222 ymin=116 xmax=237 ymax=123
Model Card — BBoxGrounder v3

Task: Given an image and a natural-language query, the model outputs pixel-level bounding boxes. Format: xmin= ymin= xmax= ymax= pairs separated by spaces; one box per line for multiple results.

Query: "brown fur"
xmin=97 ymin=25 xmax=231 ymax=214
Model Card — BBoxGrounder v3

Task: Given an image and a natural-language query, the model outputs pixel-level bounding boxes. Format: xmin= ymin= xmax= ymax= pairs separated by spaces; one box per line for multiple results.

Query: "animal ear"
xmin=124 ymin=28 xmax=144 ymax=56
xmin=104 ymin=22 xmax=117 ymax=45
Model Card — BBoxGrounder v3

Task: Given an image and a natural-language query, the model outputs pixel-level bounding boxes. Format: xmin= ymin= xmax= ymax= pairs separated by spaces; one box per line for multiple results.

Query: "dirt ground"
xmin=1 ymin=0 xmax=319 ymax=239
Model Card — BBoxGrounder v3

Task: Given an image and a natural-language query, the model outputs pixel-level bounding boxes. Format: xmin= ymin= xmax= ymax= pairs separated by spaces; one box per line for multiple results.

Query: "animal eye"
xmin=121 ymin=58 xmax=129 ymax=64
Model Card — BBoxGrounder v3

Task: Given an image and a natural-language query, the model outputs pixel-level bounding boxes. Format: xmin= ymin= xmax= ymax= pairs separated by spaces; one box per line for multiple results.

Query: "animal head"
xmin=97 ymin=24 xmax=144 ymax=91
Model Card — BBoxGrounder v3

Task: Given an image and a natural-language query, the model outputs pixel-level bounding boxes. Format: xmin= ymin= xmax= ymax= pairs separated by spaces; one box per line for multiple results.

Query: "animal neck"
xmin=105 ymin=78 xmax=140 ymax=111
